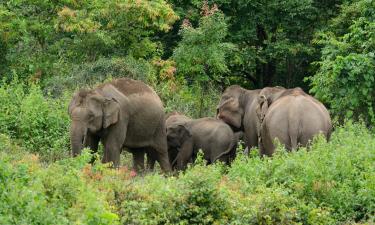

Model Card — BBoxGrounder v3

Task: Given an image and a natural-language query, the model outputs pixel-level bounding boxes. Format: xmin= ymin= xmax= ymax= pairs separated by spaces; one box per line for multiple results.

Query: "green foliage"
xmin=0 ymin=0 xmax=178 ymax=82
xmin=1 ymin=1 xmax=375 ymax=224
xmin=168 ymin=0 xmax=343 ymax=88
xmin=44 ymin=56 xmax=156 ymax=97
xmin=1 ymin=120 xmax=374 ymax=224
xmin=308 ymin=0 xmax=375 ymax=125
xmin=229 ymin=121 xmax=375 ymax=222
xmin=159 ymin=80 xmax=220 ymax=118
xmin=173 ymin=4 xmax=234 ymax=84
xmin=0 ymin=78 xmax=70 ymax=161
xmin=0 ymin=138 xmax=119 ymax=224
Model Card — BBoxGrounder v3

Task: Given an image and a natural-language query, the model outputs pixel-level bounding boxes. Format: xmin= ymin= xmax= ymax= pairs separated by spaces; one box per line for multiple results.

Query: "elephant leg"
xmin=145 ymin=149 xmax=157 ymax=171
xmin=175 ymin=138 xmax=194 ymax=171
xmin=132 ymin=149 xmax=145 ymax=172
xmin=146 ymin=155 xmax=156 ymax=171
xmin=83 ymin=133 xmax=99 ymax=163
xmin=102 ymin=126 xmax=126 ymax=168
xmin=153 ymin=145 xmax=172 ymax=173
xmin=259 ymin=122 xmax=275 ymax=157
xmin=151 ymin=125 xmax=172 ymax=173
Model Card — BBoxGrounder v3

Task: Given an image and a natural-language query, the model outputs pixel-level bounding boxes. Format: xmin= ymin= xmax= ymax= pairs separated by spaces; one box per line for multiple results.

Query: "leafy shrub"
xmin=0 ymin=136 xmax=119 ymax=224
xmin=308 ymin=0 xmax=375 ymax=125
xmin=0 ymin=77 xmax=24 ymax=136
xmin=118 ymin=163 xmax=231 ymax=225
xmin=228 ymin=121 xmax=375 ymax=222
xmin=159 ymin=80 xmax=220 ymax=118
xmin=0 ymin=78 xmax=70 ymax=161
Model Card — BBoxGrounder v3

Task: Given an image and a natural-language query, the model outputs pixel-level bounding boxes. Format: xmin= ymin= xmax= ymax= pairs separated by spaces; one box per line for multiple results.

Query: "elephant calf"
xmin=256 ymin=87 xmax=332 ymax=156
xmin=166 ymin=113 xmax=241 ymax=170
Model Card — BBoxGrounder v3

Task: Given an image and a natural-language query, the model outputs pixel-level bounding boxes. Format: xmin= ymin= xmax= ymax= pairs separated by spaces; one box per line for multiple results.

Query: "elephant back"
xmin=101 ymin=78 xmax=157 ymax=97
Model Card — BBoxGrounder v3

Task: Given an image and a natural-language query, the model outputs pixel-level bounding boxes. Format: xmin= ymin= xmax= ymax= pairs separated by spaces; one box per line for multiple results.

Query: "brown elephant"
xmin=256 ymin=87 xmax=332 ymax=156
xmin=166 ymin=114 xmax=240 ymax=170
xmin=216 ymin=85 xmax=261 ymax=150
xmin=68 ymin=78 xmax=171 ymax=172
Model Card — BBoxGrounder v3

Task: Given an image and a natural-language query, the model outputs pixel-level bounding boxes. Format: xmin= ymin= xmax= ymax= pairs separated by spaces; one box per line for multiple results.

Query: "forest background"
xmin=0 ymin=0 xmax=374 ymax=224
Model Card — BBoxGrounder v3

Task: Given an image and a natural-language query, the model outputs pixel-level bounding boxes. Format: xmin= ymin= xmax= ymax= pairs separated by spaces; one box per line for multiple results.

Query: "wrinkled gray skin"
xmin=256 ymin=87 xmax=332 ymax=156
xmin=166 ymin=114 xmax=240 ymax=171
xmin=68 ymin=78 xmax=171 ymax=172
xmin=217 ymin=85 xmax=261 ymax=151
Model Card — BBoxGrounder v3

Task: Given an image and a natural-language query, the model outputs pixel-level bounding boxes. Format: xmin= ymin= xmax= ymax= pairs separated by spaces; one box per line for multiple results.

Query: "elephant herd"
xmin=68 ymin=78 xmax=332 ymax=173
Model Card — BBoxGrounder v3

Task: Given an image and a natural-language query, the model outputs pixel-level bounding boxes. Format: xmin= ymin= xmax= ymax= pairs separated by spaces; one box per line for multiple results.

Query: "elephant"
xmin=256 ymin=87 xmax=332 ymax=156
xmin=166 ymin=114 xmax=241 ymax=170
xmin=68 ymin=78 xmax=171 ymax=172
xmin=165 ymin=112 xmax=192 ymax=167
xmin=216 ymin=85 xmax=261 ymax=150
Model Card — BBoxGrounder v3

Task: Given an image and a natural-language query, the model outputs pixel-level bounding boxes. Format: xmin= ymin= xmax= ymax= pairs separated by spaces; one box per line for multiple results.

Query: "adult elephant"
xmin=166 ymin=114 xmax=240 ymax=170
xmin=256 ymin=87 xmax=332 ymax=156
xmin=68 ymin=78 xmax=171 ymax=172
xmin=216 ymin=85 xmax=261 ymax=150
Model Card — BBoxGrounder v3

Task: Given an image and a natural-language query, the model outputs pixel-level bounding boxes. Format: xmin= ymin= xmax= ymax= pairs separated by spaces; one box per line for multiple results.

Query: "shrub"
xmin=0 ymin=78 xmax=70 ymax=161
xmin=0 ymin=136 xmax=119 ymax=224
xmin=308 ymin=0 xmax=375 ymax=125
xmin=159 ymin=80 xmax=220 ymax=118
xmin=0 ymin=77 xmax=24 ymax=136
xmin=228 ymin=121 xmax=375 ymax=222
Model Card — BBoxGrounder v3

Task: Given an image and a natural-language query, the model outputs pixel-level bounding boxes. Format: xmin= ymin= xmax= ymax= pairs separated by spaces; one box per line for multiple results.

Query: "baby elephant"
xmin=166 ymin=113 xmax=240 ymax=170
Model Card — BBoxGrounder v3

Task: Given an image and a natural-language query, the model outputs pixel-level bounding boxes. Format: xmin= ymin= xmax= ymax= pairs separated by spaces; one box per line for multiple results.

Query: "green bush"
xmin=0 ymin=78 xmax=70 ymax=161
xmin=228 ymin=121 xmax=375 ymax=222
xmin=159 ymin=80 xmax=220 ymax=118
xmin=0 ymin=135 xmax=119 ymax=224
xmin=308 ymin=0 xmax=375 ymax=125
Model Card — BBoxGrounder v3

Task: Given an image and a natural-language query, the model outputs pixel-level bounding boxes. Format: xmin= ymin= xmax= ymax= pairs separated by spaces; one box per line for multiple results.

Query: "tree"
xmin=173 ymin=3 xmax=234 ymax=115
xmin=0 ymin=0 xmax=178 ymax=83
xmin=173 ymin=4 xmax=234 ymax=84
xmin=308 ymin=0 xmax=375 ymax=125
xmin=168 ymin=0 xmax=344 ymax=89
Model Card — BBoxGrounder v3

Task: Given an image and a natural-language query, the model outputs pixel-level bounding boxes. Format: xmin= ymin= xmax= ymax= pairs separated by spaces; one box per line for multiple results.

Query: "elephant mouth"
xmin=218 ymin=115 xmax=243 ymax=132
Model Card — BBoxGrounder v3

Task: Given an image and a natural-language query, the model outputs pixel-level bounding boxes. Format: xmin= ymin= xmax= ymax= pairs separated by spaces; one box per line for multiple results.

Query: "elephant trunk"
xmin=70 ymin=121 xmax=87 ymax=157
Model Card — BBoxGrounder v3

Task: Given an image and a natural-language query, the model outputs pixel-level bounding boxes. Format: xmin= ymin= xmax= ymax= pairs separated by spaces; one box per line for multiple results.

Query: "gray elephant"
xmin=166 ymin=114 xmax=240 ymax=170
xmin=68 ymin=78 xmax=171 ymax=172
xmin=216 ymin=85 xmax=261 ymax=150
xmin=165 ymin=112 xmax=192 ymax=167
xmin=256 ymin=87 xmax=332 ymax=156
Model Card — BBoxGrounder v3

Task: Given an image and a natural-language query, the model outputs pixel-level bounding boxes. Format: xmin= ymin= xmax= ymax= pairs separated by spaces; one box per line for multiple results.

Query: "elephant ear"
xmin=257 ymin=95 xmax=269 ymax=122
xmin=177 ymin=124 xmax=192 ymax=143
xmin=68 ymin=98 xmax=76 ymax=116
xmin=68 ymin=93 xmax=80 ymax=116
xmin=103 ymin=98 xmax=120 ymax=128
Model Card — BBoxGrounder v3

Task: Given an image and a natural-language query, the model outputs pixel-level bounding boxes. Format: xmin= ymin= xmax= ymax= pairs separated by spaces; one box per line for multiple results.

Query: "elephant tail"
xmin=288 ymin=107 xmax=300 ymax=150
xmin=212 ymin=133 xmax=240 ymax=163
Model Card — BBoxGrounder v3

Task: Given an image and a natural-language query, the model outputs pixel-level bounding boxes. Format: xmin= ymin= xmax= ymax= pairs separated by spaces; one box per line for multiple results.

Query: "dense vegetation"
xmin=0 ymin=0 xmax=374 ymax=224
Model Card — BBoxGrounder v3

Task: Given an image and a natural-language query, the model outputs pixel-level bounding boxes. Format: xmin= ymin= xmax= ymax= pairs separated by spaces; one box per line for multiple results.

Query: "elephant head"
xmin=166 ymin=123 xmax=193 ymax=170
xmin=216 ymin=85 xmax=245 ymax=130
xmin=166 ymin=123 xmax=192 ymax=149
xmin=68 ymin=89 xmax=120 ymax=156
xmin=256 ymin=86 xmax=286 ymax=122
